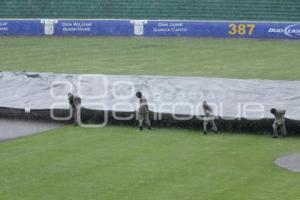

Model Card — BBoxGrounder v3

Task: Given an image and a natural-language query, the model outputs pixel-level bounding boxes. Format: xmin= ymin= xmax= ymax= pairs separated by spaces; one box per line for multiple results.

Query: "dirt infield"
xmin=274 ymin=154 xmax=300 ymax=173
xmin=0 ymin=119 xmax=64 ymax=142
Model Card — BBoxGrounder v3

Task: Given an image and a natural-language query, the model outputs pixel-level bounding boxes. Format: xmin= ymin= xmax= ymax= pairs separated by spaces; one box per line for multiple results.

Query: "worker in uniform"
xmin=202 ymin=101 xmax=218 ymax=135
xmin=136 ymin=92 xmax=151 ymax=131
xmin=68 ymin=93 xmax=81 ymax=126
xmin=270 ymin=108 xmax=287 ymax=138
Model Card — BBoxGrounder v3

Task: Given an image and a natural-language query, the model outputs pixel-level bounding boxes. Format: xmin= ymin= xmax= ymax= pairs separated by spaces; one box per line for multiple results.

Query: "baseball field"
xmin=0 ymin=37 xmax=300 ymax=200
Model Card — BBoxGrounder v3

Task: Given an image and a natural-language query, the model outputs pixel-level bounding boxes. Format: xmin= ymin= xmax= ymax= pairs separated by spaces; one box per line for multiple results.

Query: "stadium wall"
xmin=0 ymin=19 xmax=300 ymax=39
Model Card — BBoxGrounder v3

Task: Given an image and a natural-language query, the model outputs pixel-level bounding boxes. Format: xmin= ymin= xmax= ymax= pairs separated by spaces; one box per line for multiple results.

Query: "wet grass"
xmin=0 ymin=37 xmax=299 ymax=80
xmin=0 ymin=126 xmax=299 ymax=200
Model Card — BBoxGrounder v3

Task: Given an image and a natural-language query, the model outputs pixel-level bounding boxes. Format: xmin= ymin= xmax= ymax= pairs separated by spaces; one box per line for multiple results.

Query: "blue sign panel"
xmin=0 ymin=19 xmax=299 ymax=39
xmin=54 ymin=20 xmax=133 ymax=36
xmin=0 ymin=20 xmax=44 ymax=36
xmin=143 ymin=20 xmax=300 ymax=39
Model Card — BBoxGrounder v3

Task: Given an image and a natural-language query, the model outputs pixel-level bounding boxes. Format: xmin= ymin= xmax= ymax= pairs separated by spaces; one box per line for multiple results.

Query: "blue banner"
xmin=0 ymin=19 xmax=133 ymax=36
xmin=0 ymin=20 xmax=44 ymax=36
xmin=54 ymin=20 xmax=133 ymax=36
xmin=143 ymin=20 xmax=300 ymax=39
xmin=0 ymin=19 xmax=299 ymax=39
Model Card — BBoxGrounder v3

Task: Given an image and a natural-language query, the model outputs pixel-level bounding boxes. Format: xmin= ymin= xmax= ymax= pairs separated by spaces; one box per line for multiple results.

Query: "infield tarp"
xmin=0 ymin=72 xmax=299 ymax=122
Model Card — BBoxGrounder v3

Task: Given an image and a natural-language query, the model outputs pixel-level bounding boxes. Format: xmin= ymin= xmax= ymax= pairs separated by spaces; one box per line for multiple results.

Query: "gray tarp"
xmin=0 ymin=71 xmax=299 ymax=121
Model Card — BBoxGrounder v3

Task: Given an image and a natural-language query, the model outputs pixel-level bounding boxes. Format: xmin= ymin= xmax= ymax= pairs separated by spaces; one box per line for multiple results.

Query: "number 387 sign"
xmin=228 ymin=23 xmax=256 ymax=36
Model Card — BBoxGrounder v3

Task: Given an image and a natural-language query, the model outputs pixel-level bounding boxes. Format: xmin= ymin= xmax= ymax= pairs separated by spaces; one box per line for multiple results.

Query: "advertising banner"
xmin=54 ymin=19 xmax=133 ymax=36
xmin=0 ymin=19 xmax=44 ymax=36
xmin=143 ymin=20 xmax=300 ymax=39
xmin=0 ymin=19 xmax=299 ymax=39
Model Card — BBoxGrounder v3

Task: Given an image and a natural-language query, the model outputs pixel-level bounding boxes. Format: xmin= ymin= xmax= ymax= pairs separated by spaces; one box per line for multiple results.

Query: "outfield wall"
xmin=0 ymin=19 xmax=300 ymax=39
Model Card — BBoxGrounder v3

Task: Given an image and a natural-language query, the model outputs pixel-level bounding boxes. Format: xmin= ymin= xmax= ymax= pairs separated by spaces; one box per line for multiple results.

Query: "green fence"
xmin=1 ymin=0 xmax=300 ymax=21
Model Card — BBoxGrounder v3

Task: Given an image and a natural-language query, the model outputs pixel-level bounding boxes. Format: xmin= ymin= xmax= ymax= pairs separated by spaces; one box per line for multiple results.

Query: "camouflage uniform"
xmin=272 ymin=110 xmax=287 ymax=137
xmin=137 ymin=96 xmax=151 ymax=128
xmin=203 ymin=103 xmax=218 ymax=134
xmin=68 ymin=94 xmax=81 ymax=126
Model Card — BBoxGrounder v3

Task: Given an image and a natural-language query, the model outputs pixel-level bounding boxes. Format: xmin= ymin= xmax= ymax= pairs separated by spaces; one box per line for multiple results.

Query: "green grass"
xmin=0 ymin=126 xmax=299 ymax=200
xmin=1 ymin=37 xmax=300 ymax=199
xmin=0 ymin=37 xmax=300 ymax=80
